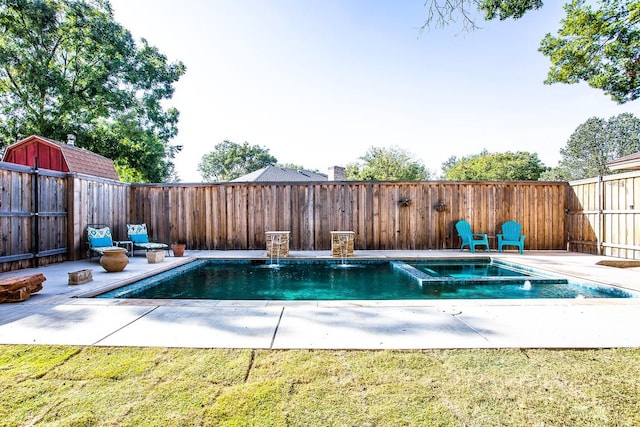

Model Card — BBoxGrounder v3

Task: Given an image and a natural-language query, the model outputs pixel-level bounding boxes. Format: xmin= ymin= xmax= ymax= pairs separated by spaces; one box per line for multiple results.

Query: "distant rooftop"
xmin=231 ymin=166 xmax=329 ymax=182
xmin=607 ymin=152 xmax=640 ymax=171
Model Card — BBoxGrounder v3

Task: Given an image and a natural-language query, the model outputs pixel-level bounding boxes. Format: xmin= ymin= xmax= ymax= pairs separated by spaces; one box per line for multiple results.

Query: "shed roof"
xmin=607 ymin=152 xmax=640 ymax=171
xmin=231 ymin=166 xmax=328 ymax=182
xmin=3 ymin=135 xmax=119 ymax=180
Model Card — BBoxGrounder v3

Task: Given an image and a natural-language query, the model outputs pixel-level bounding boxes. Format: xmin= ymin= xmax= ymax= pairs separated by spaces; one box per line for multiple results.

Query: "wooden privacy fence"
xmin=568 ymin=170 xmax=640 ymax=259
xmin=1 ymin=162 xmax=129 ymax=272
xmin=130 ymin=181 xmax=569 ymax=253
xmin=0 ymin=162 xmax=68 ymax=270
xmin=2 ymin=160 xmax=577 ymax=273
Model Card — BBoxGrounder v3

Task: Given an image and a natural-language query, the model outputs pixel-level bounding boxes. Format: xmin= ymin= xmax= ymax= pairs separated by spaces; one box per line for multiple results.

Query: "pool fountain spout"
xmin=338 ymin=234 xmax=349 ymax=266
xmin=265 ymin=231 xmax=290 ymax=268
xmin=269 ymin=233 xmax=281 ymax=267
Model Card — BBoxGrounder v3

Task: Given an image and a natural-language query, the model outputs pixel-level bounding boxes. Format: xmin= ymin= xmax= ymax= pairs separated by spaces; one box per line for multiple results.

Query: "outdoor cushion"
xmin=88 ymin=226 xmax=113 ymax=247
xmin=127 ymin=224 xmax=149 ymax=243
xmin=135 ymin=242 xmax=168 ymax=250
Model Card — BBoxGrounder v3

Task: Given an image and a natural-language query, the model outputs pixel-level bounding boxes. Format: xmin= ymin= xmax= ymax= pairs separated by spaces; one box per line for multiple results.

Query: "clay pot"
xmin=171 ymin=243 xmax=186 ymax=257
xmin=99 ymin=248 xmax=129 ymax=272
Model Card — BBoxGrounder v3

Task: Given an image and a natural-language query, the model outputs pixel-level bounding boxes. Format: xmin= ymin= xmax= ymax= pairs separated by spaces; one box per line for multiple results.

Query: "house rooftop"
xmin=3 ymin=135 xmax=119 ymax=180
xmin=231 ymin=166 xmax=328 ymax=182
xmin=607 ymin=152 xmax=640 ymax=171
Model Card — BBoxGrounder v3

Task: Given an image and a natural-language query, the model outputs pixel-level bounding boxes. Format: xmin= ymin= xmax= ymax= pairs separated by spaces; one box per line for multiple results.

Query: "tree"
xmin=345 ymin=146 xmax=430 ymax=181
xmin=421 ymin=0 xmax=543 ymax=31
xmin=423 ymin=1 xmax=640 ymax=104
xmin=540 ymin=1 xmax=640 ymax=104
xmin=276 ymin=163 xmax=307 ymax=170
xmin=0 ymin=0 xmax=186 ymax=182
xmin=198 ymin=140 xmax=277 ymax=182
xmin=541 ymin=113 xmax=640 ymax=180
xmin=442 ymin=150 xmax=548 ymax=180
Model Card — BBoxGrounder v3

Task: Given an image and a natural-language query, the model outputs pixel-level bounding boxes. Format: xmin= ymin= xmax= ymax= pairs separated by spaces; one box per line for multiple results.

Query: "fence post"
xmin=597 ymin=175 xmax=604 ymax=255
xmin=31 ymin=158 xmax=40 ymax=267
xmin=66 ymin=173 xmax=78 ymax=260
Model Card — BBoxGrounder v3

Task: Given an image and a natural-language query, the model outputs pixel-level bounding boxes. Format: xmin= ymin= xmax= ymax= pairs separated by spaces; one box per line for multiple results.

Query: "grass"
xmin=1 ymin=346 xmax=639 ymax=426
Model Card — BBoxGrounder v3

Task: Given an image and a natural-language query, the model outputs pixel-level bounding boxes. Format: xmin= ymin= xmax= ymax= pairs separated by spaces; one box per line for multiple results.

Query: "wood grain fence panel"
xmin=301 ymin=184 xmax=315 ymax=250
xmin=379 ymin=184 xmax=392 ymax=250
xmin=600 ymin=173 xmax=640 ymax=258
xmin=15 ymin=170 xmax=28 ymax=256
xmin=206 ymin=185 xmax=221 ymax=249
xmin=427 ymin=183 xmax=440 ymax=249
xmin=138 ymin=180 xmax=577 ymax=253
xmin=633 ymin=178 xmax=640 ymax=256
xmin=4 ymin=166 xmax=597 ymax=271
xmin=360 ymin=183 xmax=370 ymax=249
xmin=246 ymin=185 xmax=258 ymax=249
xmin=370 ymin=184 xmax=381 ymax=249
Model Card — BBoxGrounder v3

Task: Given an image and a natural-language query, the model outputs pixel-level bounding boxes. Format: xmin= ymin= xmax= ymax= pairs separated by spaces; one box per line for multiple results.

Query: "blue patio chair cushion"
xmin=88 ymin=226 xmax=113 ymax=247
xmin=127 ymin=223 xmax=150 ymax=243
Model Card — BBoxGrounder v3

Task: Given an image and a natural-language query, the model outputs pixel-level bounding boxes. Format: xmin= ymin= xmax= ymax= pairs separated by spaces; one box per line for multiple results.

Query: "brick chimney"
xmin=328 ymin=166 xmax=345 ymax=181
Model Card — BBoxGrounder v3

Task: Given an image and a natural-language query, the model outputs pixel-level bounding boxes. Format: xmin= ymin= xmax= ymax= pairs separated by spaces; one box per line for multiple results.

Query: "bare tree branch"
xmin=420 ymin=0 xmax=482 ymax=33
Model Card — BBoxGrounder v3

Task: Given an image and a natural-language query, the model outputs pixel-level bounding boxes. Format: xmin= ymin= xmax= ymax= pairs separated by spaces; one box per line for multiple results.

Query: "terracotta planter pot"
xmin=171 ymin=243 xmax=186 ymax=257
xmin=99 ymin=248 xmax=129 ymax=272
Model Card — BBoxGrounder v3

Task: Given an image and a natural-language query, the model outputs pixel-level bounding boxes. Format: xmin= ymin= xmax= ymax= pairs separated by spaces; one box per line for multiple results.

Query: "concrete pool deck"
xmin=1 ymin=250 xmax=640 ymax=349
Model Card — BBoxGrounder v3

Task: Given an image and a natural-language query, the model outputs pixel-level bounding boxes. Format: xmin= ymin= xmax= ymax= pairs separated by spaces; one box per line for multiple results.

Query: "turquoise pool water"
xmin=95 ymin=258 xmax=635 ymax=300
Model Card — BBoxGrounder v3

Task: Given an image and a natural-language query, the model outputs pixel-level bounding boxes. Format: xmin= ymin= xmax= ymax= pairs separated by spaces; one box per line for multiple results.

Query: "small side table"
xmin=331 ymin=231 xmax=355 ymax=257
xmin=114 ymin=240 xmax=133 ymax=255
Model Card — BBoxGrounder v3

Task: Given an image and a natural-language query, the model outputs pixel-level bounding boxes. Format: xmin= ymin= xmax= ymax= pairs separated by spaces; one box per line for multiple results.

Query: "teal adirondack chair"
xmin=497 ymin=221 xmax=526 ymax=254
xmin=455 ymin=220 xmax=490 ymax=253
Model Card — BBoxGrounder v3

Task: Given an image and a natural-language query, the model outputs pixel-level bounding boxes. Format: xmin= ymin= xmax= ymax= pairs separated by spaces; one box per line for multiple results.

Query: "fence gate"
xmin=568 ymin=171 xmax=640 ymax=259
xmin=0 ymin=161 xmax=68 ymax=270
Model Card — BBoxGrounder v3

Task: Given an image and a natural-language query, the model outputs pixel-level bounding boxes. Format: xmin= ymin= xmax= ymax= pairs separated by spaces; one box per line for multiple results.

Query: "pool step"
xmin=391 ymin=261 xmax=434 ymax=285
xmin=391 ymin=261 xmax=568 ymax=287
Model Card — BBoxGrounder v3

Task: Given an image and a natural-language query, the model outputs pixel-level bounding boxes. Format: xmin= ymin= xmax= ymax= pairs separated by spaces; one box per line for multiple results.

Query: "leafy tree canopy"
xmin=276 ymin=163 xmax=307 ymax=170
xmin=442 ymin=150 xmax=548 ymax=180
xmin=540 ymin=112 xmax=640 ymax=180
xmin=198 ymin=140 xmax=277 ymax=182
xmin=540 ymin=0 xmax=640 ymax=104
xmin=345 ymin=146 xmax=430 ymax=181
xmin=424 ymin=1 xmax=640 ymax=103
xmin=0 ymin=0 xmax=185 ymax=182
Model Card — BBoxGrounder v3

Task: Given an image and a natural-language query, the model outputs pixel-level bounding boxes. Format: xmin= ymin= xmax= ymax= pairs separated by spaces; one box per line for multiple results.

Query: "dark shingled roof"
xmin=231 ymin=166 xmax=328 ymax=182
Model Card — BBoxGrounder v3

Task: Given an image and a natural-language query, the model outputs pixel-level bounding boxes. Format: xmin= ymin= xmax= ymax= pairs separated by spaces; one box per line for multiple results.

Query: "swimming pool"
xmin=95 ymin=258 xmax=635 ymax=300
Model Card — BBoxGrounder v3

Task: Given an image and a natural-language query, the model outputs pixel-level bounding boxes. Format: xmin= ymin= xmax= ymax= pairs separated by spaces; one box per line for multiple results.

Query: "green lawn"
xmin=1 ymin=346 xmax=639 ymax=426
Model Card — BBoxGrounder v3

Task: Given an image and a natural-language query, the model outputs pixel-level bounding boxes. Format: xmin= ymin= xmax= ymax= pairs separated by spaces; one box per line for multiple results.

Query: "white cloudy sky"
xmin=109 ymin=0 xmax=639 ymax=182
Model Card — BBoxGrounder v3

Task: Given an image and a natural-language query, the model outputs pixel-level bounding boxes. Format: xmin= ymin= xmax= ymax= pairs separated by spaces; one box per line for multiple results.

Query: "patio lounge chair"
xmin=497 ymin=220 xmax=526 ymax=254
xmin=87 ymin=224 xmax=122 ymax=261
xmin=126 ymin=223 xmax=169 ymax=256
xmin=455 ymin=220 xmax=490 ymax=253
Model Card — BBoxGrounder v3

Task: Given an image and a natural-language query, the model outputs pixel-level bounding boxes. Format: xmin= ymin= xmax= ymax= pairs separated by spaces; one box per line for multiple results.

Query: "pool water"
xmin=95 ymin=259 xmax=634 ymax=300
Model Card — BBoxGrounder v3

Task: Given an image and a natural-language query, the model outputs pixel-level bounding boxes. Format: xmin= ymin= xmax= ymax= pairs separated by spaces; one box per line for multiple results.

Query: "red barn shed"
xmin=2 ymin=135 xmax=119 ymax=180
